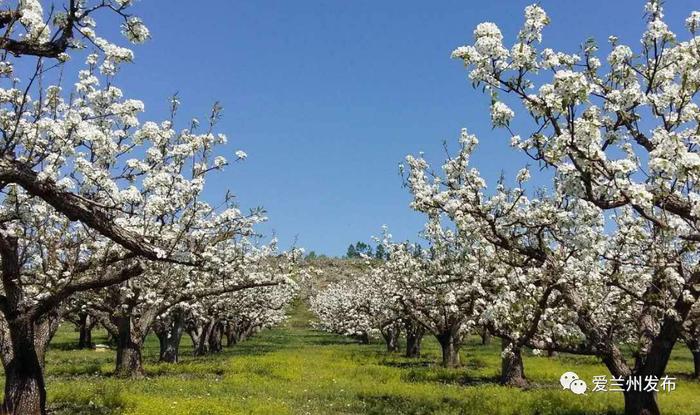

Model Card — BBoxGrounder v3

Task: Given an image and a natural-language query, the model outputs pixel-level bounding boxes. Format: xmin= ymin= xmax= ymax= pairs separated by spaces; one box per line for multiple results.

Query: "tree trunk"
xmin=381 ymin=324 xmax=401 ymax=353
xmin=187 ymin=328 xmax=199 ymax=349
xmin=156 ymin=329 xmax=181 ymax=364
xmin=225 ymin=322 xmax=238 ymax=347
xmin=77 ymin=313 xmax=94 ymax=349
xmin=500 ymin=339 xmax=528 ymax=387
xmin=193 ymin=320 xmax=212 ymax=356
xmin=33 ymin=311 xmax=60 ymax=368
xmin=1 ymin=318 xmax=46 ymax=415
xmin=687 ymin=339 xmax=700 ymax=379
xmin=436 ymin=332 xmax=461 ymax=368
xmin=162 ymin=332 xmax=182 ymax=364
xmin=225 ymin=322 xmax=250 ymax=346
xmin=156 ymin=312 xmax=184 ymax=363
xmin=157 ymin=331 xmax=167 ymax=359
xmin=480 ymin=325 xmax=491 ymax=345
xmin=383 ymin=333 xmax=399 ymax=352
xmin=225 ymin=333 xmax=237 ymax=347
xmin=356 ymin=332 xmax=370 ymax=344
xmin=404 ymin=320 xmax=424 ymax=358
xmin=241 ymin=325 xmax=257 ymax=342
xmin=623 ymin=390 xmax=660 ymax=415
xmin=78 ymin=323 xmax=92 ymax=349
xmin=208 ymin=321 xmax=223 ymax=353
xmin=114 ymin=316 xmax=145 ymax=378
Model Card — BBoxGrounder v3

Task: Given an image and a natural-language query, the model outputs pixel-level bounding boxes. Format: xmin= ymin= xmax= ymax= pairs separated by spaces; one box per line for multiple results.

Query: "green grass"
xmin=16 ymin=303 xmax=700 ymax=414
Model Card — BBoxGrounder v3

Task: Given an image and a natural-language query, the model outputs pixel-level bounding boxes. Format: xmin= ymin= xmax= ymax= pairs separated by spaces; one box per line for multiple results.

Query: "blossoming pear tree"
xmin=0 ymin=0 xmax=276 ymax=413
xmin=403 ymin=2 xmax=700 ymax=414
xmin=362 ymin=233 xmax=427 ymax=358
xmin=378 ymin=219 xmax=492 ymax=368
xmin=406 ymin=131 xmax=610 ymax=385
xmin=64 ymin=296 xmax=99 ymax=349
xmin=310 ymin=222 xmax=494 ymax=367
xmin=153 ymin=276 xmax=299 ymax=365
xmin=68 ymin=96 xmax=287 ymax=377
xmin=309 ymin=278 xmax=376 ymax=344
xmin=218 ymin=279 xmax=298 ymax=347
xmin=89 ymin=241 xmax=294 ymax=377
xmin=174 ymin=250 xmax=298 ymax=359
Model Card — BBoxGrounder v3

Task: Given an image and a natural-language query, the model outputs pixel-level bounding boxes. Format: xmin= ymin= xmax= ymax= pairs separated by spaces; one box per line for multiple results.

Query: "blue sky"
xmin=105 ymin=0 xmax=698 ymax=256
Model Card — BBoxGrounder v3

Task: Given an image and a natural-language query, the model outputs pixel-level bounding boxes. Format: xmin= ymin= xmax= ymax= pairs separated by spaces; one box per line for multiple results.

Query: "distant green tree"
xmin=346 ymin=242 xmax=375 ymax=258
xmin=354 ymin=242 xmax=372 ymax=257
xmin=374 ymin=244 xmax=386 ymax=260
xmin=306 ymin=251 xmax=317 ymax=260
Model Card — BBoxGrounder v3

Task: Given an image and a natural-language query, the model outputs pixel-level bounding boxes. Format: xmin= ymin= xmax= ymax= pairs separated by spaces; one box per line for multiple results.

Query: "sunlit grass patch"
xmin=16 ymin=303 xmax=699 ymax=414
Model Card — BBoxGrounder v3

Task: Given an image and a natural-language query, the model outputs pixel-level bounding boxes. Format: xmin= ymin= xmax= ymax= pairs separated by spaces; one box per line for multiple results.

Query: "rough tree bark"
xmin=77 ymin=312 xmax=95 ymax=349
xmin=622 ymin=390 xmax=660 ymax=415
xmin=187 ymin=320 xmax=201 ymax=349
xmin=240 ymin=325 xmax=257 ymax=343
xmin=33 ymin=312 xmax=61 ymax=368
xmin=0 ymin=304 xmax=61 ymax=415
xmin=191 ymin=319 xmax=213 ymax=356
xmin=155 ymin=311 xmax=184 ymax=363
xmin=381 ymin=323 xmax=401 ymax=353
xmin=1 ymin=318 xmax=46 ymax=415
xmin=479 ymin=325 xmax=491 ymax=346
xmin=404 ymin=319 xmax=424 ymax=358
xmin=500 ymin=339 xmax=528 ymax=387
xmin=114 ymin=316 xmax=145 ymax=378
xmin=208 ymin=320 xmax=224 ymax=353
xmin=436 ymin=331 xmax=461 ymax=368
xmin=225 ymin=321 xmax=241 ymax=347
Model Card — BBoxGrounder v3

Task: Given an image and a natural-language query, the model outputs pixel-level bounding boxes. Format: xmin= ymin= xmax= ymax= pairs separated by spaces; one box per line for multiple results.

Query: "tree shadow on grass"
xmin=46 ymin=362 xmax=105 ymax=377
xmin=380 ymin=359 xmax=434 ymax=369
xmin=357 ymin=393 xmax=467 ymax=415
xmin=303 ymin=335 xmax=360 ymax=346
xmin=46 ymin=340 xmax=285 ymax=380
xmin=228 ymin=329 xmax=356 ymax=348
xmin=49 ymin=402 xmax=124 ymax=415
xmin=215 ymin=343 xmax=280 ymax=357
xmin=48 ymin=342 xmax=90 ymax=351
xmin=289 ymin=329 xmax=364 ymax=346
xmin=401 ymin=368 xmax=500 ymax=387
xmin=144 ymin=364 xmax=226 ymax=378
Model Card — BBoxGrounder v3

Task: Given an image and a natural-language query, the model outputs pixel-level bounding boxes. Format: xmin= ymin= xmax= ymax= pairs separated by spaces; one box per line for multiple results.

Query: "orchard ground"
xmin=14 ymin=301 xmax=700 ymax=415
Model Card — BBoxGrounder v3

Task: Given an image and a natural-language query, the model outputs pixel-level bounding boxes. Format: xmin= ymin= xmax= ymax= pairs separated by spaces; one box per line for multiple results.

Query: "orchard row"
xmin=310 ymin=3 xmax=700 ymax=415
